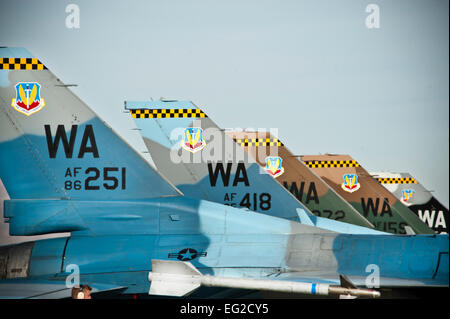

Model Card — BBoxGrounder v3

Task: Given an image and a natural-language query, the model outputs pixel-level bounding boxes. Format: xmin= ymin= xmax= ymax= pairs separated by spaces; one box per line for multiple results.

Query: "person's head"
xmin=71 ymin=285 xmax=92 ymax=299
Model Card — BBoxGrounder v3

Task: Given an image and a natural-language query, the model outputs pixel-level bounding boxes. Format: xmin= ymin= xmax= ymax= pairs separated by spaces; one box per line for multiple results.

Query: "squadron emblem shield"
xmin=341 ymin=174 xmax=361 ymax=193
xmin=265 ymin=156 xmax=285 ymax=178
xmin=181 ymin=127 xmax=206 ymax=153
xmin=11 ymin=82 xmax=45 ymax=116
xmin=401 ymin=189 xmax=415 ymax=206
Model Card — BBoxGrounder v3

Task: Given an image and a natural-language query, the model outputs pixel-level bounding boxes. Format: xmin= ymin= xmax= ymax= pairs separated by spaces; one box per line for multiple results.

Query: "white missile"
xmin=147 ymin=259 xmax=380 ymax=298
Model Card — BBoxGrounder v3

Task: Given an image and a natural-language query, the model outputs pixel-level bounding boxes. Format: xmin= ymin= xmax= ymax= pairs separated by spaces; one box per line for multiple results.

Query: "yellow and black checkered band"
xmin=0 ymin=58 xmax=47 ymax=70
xmin=233 ymin=138 xmax=284 ymax=147
xmin=303 ymin=160 xmax=360 ymax=168
xmin=376 ymin=177 xmax=418 ymax=184
xmin=129 ymin=108 xmax=207 ymax=119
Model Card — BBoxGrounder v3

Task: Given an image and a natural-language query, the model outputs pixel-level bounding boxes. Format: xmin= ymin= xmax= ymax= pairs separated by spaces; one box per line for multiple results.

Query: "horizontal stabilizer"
xmin=0 ymin=279 xmax=126 ymax=299
xmin=296 ymin=208 xmax=389 ymax=235
xmin=404 ymin=226 xmax=416 ymax=235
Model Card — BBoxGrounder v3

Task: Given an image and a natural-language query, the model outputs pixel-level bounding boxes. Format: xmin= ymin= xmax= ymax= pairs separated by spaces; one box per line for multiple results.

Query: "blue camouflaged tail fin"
xmin=126 ymin=100 xmax=309 ymax=221
xmin=0 ymin=47 xmax=181 ymax=200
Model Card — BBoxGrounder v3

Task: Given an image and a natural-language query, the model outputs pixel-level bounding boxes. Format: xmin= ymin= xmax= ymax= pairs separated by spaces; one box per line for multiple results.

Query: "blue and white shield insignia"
xmin=265 ymin=156 xmax=284 ymax=178
xmin=181 ymin=127 xmax=206 ymax=153
xmin=11 ymin=82 xmax=45 ymax=116
xmin=401 ymin=189 xmax=415 ymax=206
xmin=341 ymin=174 xmax=361 ymax=193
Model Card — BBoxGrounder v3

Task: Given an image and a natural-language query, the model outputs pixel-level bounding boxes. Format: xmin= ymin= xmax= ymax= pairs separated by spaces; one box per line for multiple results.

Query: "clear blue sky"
xmin=1 ymin=0 xmax=448 ymax=206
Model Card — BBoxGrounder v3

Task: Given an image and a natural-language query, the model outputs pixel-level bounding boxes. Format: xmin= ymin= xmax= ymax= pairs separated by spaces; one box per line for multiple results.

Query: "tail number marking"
xmin=64 ymin=167 xmax=126 ymax=190
xmin=223 ymin=192 xmax=271 ymax=211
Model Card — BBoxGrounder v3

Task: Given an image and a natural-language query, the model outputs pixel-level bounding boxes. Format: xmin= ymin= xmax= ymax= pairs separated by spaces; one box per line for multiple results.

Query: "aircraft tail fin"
xmin=126 ymin=100 xmax=315 ymax=222
xmin=226 ymin=130 xmax=376 ymax=229
xmin=126 ymin=100 xmax=394 ymax=234
xmin=372 ymin=171 xmax=448 ymax=234
xmin=301 ymin=154 xmax=434 ymax=234
xmin=0 ymin=47 xmax=181 ymax=200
